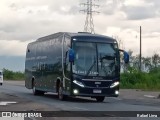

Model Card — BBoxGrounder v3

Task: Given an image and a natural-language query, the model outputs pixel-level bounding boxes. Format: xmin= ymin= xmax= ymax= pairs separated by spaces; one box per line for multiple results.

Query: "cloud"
xmin=0 ymin=0 xmax=159 ymax=57
xmin=143 ymin=32 xmax=160 ymax=38
xmin=0 ymin=0 xmax=85 ymax=42
xmin=121 ymin=6 xmax=156 ymax=20
xmin=0 ymin=40 xmax=31 ymax=56
xmin=121 ymin=0 xmax=160 ymax=20
xmin=123 ymin=0 xmax=152 ymax=7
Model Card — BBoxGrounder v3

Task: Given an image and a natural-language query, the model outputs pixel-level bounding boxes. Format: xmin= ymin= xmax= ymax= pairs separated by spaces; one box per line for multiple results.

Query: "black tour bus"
xmin=25 ymin=32 xmax=129 ymax=102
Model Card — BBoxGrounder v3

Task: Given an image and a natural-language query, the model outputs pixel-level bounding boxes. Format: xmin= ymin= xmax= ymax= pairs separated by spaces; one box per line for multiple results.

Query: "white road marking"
xmin=111 ymin=97 xmax=122 ymax=100
xmin=73 ymin=107 xmax=89 ymax=110
xmin=0 ymin=101 xmax=17 ymax=105
xmin=144 ymin=95 xmax=156 ymax=98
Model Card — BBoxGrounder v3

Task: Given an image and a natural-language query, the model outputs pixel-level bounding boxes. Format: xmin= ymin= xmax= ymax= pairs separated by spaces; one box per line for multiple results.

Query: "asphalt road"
xmin=0 ymin=81 xmax=160 ymax=120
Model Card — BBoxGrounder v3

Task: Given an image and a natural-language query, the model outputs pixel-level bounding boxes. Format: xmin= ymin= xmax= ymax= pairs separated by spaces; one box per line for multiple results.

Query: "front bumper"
xmin=71 ymin=85 xmax=119 ymax=97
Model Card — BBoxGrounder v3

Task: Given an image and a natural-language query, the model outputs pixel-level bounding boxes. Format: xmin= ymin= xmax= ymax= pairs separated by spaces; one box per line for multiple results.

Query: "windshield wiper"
xmin=85 ymin=58 xmax=97 ymax=77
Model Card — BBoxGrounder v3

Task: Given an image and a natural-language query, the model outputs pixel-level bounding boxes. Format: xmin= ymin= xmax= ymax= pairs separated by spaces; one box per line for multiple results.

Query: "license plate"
xmin=93 ymin=89 xmax=101 ymax=93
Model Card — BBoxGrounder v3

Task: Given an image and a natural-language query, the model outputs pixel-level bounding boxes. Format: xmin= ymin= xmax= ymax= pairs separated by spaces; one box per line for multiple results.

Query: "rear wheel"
xmin=0 ymin=83 xmax=2 ymax=86
xmin=95 ymin=96 xmax=105 ymax=102
xmin=32 ymin=81 xmax=44 ymax=96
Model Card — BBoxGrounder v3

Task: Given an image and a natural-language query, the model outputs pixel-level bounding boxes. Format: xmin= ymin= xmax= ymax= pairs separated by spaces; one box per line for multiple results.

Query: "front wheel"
xmin=95 ymin=96 xmax=105 ymax=102
xmin=58 ymin=84 xmax=67 ymax=100
xmin=0 ymin=83 xmax=2 ymax=86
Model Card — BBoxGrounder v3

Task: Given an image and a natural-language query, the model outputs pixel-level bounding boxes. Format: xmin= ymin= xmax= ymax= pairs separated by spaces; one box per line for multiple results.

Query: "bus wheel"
xmin=0 ymin=83 xmax=2 ymax=86
xmin=33 ymin=82 xmax=38 ymax=95
xmin=95 ymin=96 xmax=105 ymax=102
xmin=58 ymin=84 xmax=66 ymax=100
xmin=32 ymin=81 xmax=44 ymax=95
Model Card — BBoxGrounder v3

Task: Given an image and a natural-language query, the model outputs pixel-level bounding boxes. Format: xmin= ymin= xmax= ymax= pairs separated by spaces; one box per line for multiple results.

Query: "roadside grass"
xmin=3 ymin=69 xmax=24 ymax=80
xmin=2 ymin=67 xmax=160 ymax=90
xmin=120 ymin=68 xmax=160 ymax=90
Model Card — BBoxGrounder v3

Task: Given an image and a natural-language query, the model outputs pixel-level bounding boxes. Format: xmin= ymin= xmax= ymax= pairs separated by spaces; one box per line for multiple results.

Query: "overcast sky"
xmin=0 ymin=0 xmax=160 ymax=71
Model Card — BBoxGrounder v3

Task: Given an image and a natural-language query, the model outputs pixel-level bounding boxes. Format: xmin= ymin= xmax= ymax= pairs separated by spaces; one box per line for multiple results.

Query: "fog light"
xmin=115 ymin=90 xmax=119 ymax=95
xmin=73 ymin=89 xmax=79 ymax=94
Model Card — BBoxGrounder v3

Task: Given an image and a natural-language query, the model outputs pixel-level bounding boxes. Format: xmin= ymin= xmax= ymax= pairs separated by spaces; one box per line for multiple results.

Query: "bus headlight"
xmin=73 ymin=80 xmax=85 ymax=88
xmin=110 ymin=81 xmax=119 ymax=88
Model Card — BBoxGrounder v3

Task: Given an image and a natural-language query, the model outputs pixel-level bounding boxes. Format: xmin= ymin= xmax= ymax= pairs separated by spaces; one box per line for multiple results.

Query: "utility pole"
xmin=140 ymin=26 xmax=142 ymax=71
xmin=80 ymin=0 xmax=99 ymax=34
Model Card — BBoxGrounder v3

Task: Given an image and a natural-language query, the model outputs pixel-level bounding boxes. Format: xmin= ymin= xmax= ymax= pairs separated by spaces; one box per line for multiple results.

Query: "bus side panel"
xmin=25 ymin=43 xmax=37 ymax=89
xmin=33 ymin=36 xmax=63 ymax=92
xmin=45 ymin=36 xmax=63 ymax=91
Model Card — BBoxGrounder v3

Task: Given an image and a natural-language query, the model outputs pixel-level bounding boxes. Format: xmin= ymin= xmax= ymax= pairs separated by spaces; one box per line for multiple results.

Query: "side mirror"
xmin=69 ymin=49 xmax=75 ymax=62
xmin=123 ymin=51 xmax=129 ymax=64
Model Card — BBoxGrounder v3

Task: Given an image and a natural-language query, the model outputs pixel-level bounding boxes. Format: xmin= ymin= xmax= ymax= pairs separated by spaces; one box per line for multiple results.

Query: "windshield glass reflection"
xmin=72 ymin=41 xmax=117 ymax=77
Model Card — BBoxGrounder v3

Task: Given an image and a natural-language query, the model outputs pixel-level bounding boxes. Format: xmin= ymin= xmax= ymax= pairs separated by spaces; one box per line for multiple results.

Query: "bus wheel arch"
xmin=32 ymin=77 xmax=44 ymax=96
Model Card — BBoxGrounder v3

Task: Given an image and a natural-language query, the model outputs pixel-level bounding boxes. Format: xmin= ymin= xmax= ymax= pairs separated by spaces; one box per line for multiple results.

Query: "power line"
xmin=80 ymin=0 xmax=99 ymax=34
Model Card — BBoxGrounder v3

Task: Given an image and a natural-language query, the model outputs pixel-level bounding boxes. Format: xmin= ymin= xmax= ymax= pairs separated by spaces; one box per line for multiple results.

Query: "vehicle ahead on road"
xmin=25 ymin=32 xmax=129 ymax=102
xmin=0 ymin=70 xmax=3 ymax=85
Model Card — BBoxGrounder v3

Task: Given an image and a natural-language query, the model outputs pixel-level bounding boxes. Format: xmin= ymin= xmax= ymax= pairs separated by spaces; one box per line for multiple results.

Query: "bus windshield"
xmin=72 ymin=42 xmax=118 ymax=77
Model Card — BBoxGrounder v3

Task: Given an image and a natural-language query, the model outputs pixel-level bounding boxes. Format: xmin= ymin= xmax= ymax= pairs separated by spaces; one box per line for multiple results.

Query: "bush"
xmin=120 ymin=67 xmax=160 ymax=90
xmin=3 ymin=69 xmax=24 ymax=80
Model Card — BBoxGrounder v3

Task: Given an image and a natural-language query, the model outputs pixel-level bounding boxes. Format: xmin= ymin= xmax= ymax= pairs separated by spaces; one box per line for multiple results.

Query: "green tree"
xmin=142 ymin=57 xmax=152 ymax=71
xmin=152 ymin=53 xmax=160 ymax=68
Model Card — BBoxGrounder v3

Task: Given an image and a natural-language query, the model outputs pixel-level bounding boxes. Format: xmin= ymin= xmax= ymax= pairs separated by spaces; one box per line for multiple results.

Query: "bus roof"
xmin=36 ymin=32 xmax=116 ymax=42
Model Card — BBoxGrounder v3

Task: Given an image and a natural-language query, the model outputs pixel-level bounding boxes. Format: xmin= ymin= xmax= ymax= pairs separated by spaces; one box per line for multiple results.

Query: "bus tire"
xmin=58 ymin=83 xmax=66 ymax=100
xmin=38 ymin=90 xmax=45 ymax=96
xmin=95 ymin=96 xmax=105 ymax=102
xmin=0 ymin=83 xmax=2 ymax=86
xmin=32 ymin=81 xmax=44 ymax=96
